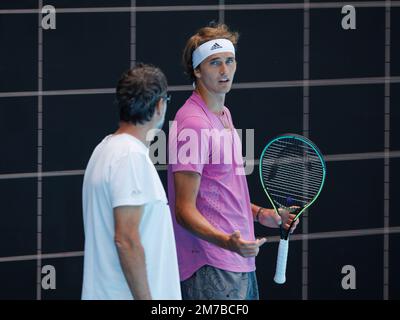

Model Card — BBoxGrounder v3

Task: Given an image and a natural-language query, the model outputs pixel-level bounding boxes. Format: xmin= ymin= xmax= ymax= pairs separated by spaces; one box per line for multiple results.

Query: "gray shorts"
xmin=181 ymin=265 xmax=259 ymax=300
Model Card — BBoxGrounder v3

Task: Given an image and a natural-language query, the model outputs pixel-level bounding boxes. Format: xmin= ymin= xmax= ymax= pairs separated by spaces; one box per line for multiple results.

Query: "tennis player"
xmin=168 ymin=23 xmax=299 ymax=300
xmin=82 ymin=64 xmax=181 ymax=300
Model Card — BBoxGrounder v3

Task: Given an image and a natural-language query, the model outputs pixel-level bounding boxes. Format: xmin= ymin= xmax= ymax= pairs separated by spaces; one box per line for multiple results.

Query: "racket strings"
xmin=261 ymin=138 xmax=324 ymax=208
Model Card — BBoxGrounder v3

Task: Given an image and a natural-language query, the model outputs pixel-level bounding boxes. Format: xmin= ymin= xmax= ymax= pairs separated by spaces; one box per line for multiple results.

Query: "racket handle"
xmin=274 ymin=239 xmax=289 ymax=284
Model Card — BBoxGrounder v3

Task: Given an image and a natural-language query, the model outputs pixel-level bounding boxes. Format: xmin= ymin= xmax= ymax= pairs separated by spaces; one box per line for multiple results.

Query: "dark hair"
xmin=182 ymin=22 xmax=239 ymax=82
xmin=116 ymin=63 xmax=168 ymax=124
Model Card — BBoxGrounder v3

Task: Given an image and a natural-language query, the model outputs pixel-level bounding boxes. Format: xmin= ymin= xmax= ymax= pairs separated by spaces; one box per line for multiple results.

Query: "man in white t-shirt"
xmin=81 ymin=63 xmax=181 ymax=300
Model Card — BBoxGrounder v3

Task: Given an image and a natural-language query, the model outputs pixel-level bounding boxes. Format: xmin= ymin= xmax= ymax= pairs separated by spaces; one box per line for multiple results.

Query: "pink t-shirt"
xmin=168 ymin=91 xmax=255 ymax=281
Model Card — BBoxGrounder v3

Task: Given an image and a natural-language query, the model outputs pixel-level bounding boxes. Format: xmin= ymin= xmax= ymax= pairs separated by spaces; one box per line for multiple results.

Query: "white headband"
xmin=192 ymin=38 xmax=235 ymax=69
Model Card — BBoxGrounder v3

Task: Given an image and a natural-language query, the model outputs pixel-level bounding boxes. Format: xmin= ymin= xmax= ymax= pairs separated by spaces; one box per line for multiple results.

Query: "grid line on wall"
xmin=36 ymin=0 xmax=43 ymax=301
xmin=219 ymin=0 xmax=225 ymax=24
xmin=1 ymin=2 xmax=400 ymax=15
xmin=383 ymin=0 xmax=391 ymax=301
xmin=1 ymin=226 xmax=399 ymax=263
xmin=1 ymin=151 xmax=400 ymax=180
xmin=2 ymin=76 xmax=400 ymax=99
xmin=302 ymin=0 xmax=310 ymax=300
xmin=130 ymin=0 xmax=136 ymax=69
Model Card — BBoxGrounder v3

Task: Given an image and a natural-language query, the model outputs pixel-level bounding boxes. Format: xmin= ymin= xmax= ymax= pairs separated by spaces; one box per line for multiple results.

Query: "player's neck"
xmin=195 ymin=86 xmax=225 ymax=115
xmin=114 ymin=121 xmax=151 ymax=147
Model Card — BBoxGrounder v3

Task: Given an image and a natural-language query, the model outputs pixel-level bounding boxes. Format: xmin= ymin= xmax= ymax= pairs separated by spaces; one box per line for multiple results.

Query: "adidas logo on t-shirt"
xmin=210 ymin=42 xmax=223 ymax=50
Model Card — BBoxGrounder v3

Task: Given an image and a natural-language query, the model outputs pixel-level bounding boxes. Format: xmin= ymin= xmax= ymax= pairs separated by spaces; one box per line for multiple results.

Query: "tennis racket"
xmin=259 ymin=134 xmax=326 ymax=284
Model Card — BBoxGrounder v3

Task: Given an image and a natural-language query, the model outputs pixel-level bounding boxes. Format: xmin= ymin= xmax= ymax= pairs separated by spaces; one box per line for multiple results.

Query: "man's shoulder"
xmin=175 ymin=102 xmax=211 ymax=129
xmin=105 ymin=135 xmax=148 ymax=163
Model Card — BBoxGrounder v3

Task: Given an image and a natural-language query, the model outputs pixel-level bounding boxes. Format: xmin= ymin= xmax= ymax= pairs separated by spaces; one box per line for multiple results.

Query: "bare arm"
xmin=251 ymin=203 xmax=281 ymax=228
xmin=174 ymin=171 xmax=266 ymax=257
xmin=251 ymin=203 xmax=299 ymax=232
xmin=114 ymin=205 xmax=151 ymax=300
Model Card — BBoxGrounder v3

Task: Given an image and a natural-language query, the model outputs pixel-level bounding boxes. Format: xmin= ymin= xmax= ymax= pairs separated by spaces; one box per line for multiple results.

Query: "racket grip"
xmin=274 ymin=239 xmax=289 ymax=284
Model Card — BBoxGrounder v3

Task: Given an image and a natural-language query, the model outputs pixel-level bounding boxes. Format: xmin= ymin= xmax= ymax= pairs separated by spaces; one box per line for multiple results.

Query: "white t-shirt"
xmin=81 ymin=133 xmax=181 ymax=300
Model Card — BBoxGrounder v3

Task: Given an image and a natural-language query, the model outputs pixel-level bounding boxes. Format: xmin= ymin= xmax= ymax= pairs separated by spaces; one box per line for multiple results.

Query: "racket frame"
xmin=259 ymin=133 xmax=326 ymax=283
xmin=259 ymin=133 xmax=326 ymax=227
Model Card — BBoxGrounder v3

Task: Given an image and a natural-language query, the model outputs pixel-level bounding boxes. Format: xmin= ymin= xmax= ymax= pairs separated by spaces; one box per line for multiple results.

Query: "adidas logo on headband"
xmin=210 ymin=42 xmax=223 ymax=50
xmin=192 ymin=39 xmax=235 ymax=68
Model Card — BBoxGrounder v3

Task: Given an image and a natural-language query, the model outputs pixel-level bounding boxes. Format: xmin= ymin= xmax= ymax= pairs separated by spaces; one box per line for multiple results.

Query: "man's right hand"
xmin=225 ymin=230 xmax=267 ymax=257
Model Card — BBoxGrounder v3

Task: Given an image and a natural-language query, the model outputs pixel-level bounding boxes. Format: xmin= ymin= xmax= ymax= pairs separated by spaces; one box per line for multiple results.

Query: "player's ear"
xmin=155 ymin=98 xmax=164 ymax=116
xmin=193 ymin=67 xmax=201 ymax=79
